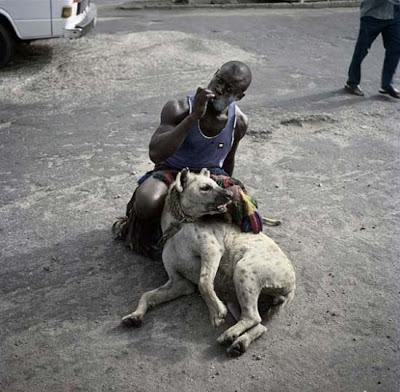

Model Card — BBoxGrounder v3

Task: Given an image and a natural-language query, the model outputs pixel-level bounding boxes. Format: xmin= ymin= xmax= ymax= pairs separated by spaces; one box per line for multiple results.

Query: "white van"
xmin=0 ymin=0 xmax=97 ymax=68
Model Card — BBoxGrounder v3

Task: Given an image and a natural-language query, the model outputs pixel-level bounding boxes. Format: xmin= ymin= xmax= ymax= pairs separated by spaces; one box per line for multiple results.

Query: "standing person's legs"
xmin=347 ymin=17 xmax=382 ymax=87
xmin=381 ymin=18 xmax=400 ymax=91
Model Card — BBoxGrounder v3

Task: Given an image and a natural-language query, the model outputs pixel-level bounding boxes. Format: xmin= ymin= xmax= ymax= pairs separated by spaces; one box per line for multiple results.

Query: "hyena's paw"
xmin=211 ymin=313 xmax=225 ymax=328
xmin=225 ymin=324 xmax=267 ymax=356
xmin=217 ymin=329 xmax=237 ymax=346
xmin=121 ymin=313 xmax=143 ymax=327
xmin=210 ymin=303 xmax=228 ymax=328
xmin=226 ymin=339 xmax=248 ymax=357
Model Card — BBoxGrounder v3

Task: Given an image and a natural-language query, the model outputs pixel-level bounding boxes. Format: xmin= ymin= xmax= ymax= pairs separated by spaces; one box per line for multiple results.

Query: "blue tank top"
xmin=165 ymin=95 xmax=237 ymax=170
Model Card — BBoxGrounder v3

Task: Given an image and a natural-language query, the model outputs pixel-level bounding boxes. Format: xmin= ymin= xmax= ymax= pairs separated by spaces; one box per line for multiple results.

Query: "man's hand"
xmin=192 ymin=87 xmax=215 ymax=120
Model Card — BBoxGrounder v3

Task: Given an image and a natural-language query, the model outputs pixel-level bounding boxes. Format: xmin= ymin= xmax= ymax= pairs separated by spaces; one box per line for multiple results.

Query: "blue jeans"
xmin=347 ymin=14 xmax=400 ymax=89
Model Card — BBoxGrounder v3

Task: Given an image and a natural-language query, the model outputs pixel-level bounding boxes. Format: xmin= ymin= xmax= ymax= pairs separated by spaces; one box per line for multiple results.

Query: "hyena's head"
xmin=173 ymin=168 xmax=233 ymax=218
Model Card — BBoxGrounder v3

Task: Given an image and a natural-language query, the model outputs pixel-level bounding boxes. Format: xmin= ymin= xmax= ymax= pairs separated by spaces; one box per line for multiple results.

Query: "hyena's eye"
xmin=200 ymin=184 xmax=212 ymax=191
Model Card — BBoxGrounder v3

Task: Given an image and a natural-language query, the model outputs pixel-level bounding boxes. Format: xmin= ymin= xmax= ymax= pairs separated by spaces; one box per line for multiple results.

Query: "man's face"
xmin=207 ymin=69 xmax=246 ymax=112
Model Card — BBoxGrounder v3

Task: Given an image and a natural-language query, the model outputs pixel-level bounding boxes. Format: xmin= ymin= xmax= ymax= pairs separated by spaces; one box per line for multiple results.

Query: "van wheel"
xmin=0 ymin=23 xmax=15 ymax=68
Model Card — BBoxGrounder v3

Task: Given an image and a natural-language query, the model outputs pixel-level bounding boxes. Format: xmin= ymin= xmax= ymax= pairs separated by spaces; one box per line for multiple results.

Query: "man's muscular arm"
xmin=149 ymin=88 xmax=215 ymax=164
xmin=222 ymin=109 xmax=248 ymax=177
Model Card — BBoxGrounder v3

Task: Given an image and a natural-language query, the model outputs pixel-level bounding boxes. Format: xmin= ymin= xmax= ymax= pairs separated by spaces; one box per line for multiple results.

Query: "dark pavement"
xmin=0 ymin=6 xmax=399 ymax=392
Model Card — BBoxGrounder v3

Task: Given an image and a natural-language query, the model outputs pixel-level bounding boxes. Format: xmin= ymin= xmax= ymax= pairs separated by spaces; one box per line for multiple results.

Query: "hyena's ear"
xmin=200 ymin=168 xmax=210 ymax=178
xmin=175 ymin=167 xmax=189 ymax=193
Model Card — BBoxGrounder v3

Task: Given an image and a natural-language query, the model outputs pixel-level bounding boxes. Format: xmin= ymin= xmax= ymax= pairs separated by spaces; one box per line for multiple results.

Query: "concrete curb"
xmin=116 ymin=0 xmax=359 ymax=11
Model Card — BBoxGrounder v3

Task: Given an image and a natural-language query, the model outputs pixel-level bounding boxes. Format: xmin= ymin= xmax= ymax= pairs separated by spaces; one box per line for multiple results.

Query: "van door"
xmin=0 ymin=0 xmax=51 ymax=39
xmin=51 ymin=0 xmax=73 ymax=37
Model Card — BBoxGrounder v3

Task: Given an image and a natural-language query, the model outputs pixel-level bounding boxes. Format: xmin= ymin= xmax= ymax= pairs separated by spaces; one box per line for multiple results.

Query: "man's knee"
xmin=134 ymin=177 xmax=168 ymax=220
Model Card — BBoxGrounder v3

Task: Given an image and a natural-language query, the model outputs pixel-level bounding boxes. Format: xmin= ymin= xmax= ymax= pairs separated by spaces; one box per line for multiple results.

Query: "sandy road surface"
xmin=0 ymin=7 xmax=399 ymax=392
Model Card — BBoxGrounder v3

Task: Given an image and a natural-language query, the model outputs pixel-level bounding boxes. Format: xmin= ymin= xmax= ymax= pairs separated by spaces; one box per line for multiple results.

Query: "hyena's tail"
xmin=261 ymin=217 xmax=281 ymax=226
xmin=266 ymin=284 xmax=296 ymax=320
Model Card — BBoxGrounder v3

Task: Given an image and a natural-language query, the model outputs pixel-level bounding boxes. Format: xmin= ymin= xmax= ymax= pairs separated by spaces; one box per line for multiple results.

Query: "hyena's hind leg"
xmin=217 ymin=259 xmax=263 ymax=346
xmin=227 ymin=324 xmax=267 ymax=356
xmin=225 ymin=301 xmax=267 ymax=356
xmin=224 ymin=285 xmax=296 ymax=355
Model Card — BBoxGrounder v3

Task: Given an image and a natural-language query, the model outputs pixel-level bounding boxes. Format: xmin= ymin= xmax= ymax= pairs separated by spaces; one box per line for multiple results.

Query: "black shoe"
xmin=344 ymin=83 xmax=365 ymax=96
xmin=379 ymin=86 xmax=400 ymax=99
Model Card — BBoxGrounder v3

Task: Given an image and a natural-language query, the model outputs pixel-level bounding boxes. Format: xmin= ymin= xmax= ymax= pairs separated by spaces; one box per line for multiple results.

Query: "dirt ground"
xmin=0 ymin=6 xmax=399 ymax=392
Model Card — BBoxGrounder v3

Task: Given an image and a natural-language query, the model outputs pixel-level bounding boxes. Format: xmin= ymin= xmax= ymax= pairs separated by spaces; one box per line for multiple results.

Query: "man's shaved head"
xmin=207 ymin=61 xmax=252 ymax=112
xmin=219 ymin=61 xmax=252 ymax=92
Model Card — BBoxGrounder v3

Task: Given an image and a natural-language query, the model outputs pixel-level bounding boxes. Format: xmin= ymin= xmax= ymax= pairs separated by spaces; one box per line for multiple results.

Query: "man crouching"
xmin=114 ymin=61 xmax=263 ymax=259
